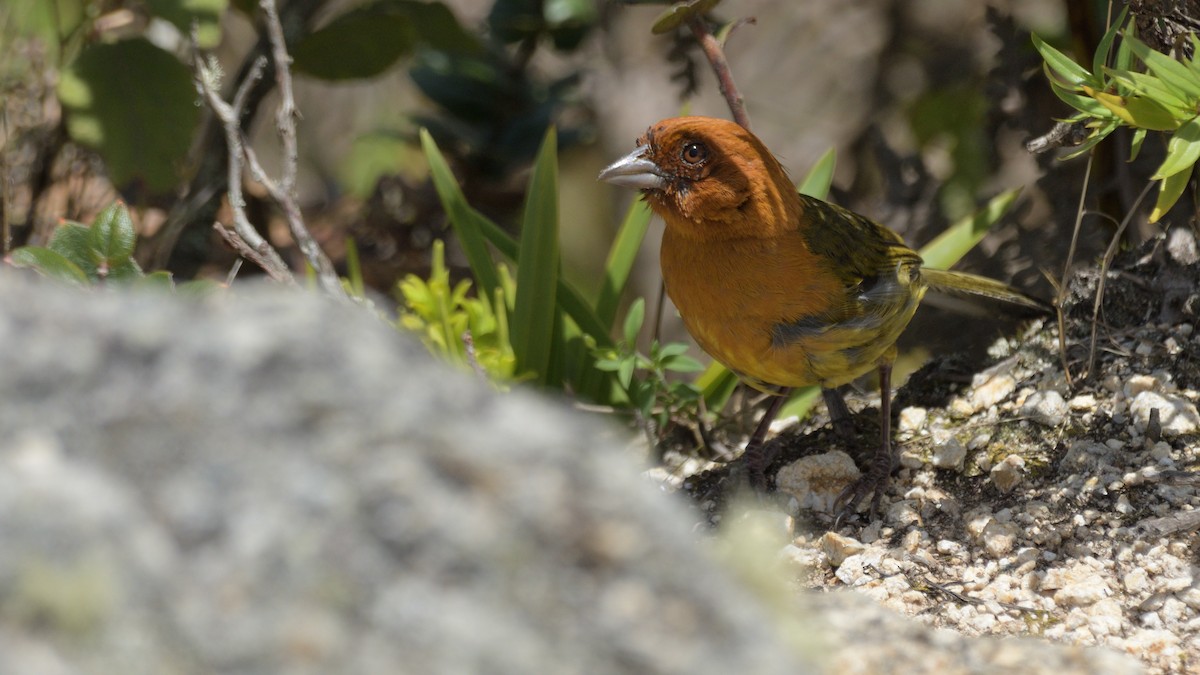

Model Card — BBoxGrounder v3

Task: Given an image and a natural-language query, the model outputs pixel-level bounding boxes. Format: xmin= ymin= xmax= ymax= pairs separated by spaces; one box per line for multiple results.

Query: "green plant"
xmin=593 ymin=298 xmax=705 ymax=440
xmin=6 ymin=201 xmax=215 ymax=293
xmin=1034 ymin=6 xmax=1200 ymax=221
xmin=397 ymin=239 xmax=518 ymax=382
xmin=421 ymin=126 xmax=651 ymax=404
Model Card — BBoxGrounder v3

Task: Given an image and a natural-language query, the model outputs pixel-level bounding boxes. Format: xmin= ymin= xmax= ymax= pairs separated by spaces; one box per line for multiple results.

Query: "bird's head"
xmin=598 ymin=116 xmax=799 ymax=241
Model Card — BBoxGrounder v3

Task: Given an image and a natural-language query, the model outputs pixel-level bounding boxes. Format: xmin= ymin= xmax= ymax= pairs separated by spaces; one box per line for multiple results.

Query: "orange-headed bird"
xmin=599 ymin=117 xmax=1048 ymax=522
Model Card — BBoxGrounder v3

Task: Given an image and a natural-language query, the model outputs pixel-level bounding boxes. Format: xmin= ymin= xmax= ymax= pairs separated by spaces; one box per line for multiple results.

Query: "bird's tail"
xmin=922 ymin=268 xmax=1053 ymax=314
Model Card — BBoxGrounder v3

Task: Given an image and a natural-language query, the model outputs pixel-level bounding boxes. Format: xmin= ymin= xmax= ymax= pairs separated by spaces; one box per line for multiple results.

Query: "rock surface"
xmin=0 ymin=275 xmax=1147 ymax=674
xmin=0 ymin=276 xmax=813 ymax=675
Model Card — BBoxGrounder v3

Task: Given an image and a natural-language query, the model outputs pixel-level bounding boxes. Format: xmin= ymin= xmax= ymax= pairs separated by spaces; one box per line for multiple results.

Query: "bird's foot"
xmin=831 ymin=448 xmax=895 ymax=528
xmin=740 ymin=440 xmax=777 ymax=492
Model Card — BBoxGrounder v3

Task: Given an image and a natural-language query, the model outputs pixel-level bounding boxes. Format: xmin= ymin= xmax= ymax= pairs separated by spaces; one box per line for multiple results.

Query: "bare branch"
xmin=214 ymin=221 xmax=293 ymax=284
xmin=686 ymin=15 xmax=751 ymax=130
xmin=192 ymin=44 xmax=296 ymax=285
xmin=258 ymin=0 xmax=346 ymax=299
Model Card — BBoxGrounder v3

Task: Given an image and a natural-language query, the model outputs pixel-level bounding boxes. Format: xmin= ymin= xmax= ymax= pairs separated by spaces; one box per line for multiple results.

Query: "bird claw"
xmin=740 ymin=441 xmax=773 ymax=491
xmin=831 ymin=449 xmax=894 ymax=528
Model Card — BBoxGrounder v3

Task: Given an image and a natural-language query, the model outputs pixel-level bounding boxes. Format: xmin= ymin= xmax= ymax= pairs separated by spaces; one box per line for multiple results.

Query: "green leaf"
xmin=1128 ymin=37 xmax=1200 ymax=103
xmin=1130 ymin=127 xmax=1147 ymax=161
xmin=105 ymin=257 xmax=145 ymax=282
xmin=1103 ymin=68 xmax=1191 ymax=113
xmin=778 ymin=386 xmax=820 ymax=420
xmin=1084 ymin=86 xmax=1181 ymax=131
xmin=510 ymin=127 xmax=561 ymax=385
xmin=919 ymin=188 xmax=1021 ymax=270
xmin=595 ymin=199 xmax=652 ymax=330
xmin=1048 ymin=76 xmax=1113 ymax=117
xmin=48 ymin=222 xmax=98 ymax=278
xmin=656 ymin=342 xmax=690 ymax=358
xmin=1153 ymin=116 xmax=1200 ymax=179
xmin=1092 ymin=5 xmax=1128 ymax=77
xmin=88 ymin=201 xmax=136 ymax=264
xmin=617 ymin=356 xmax=636 ymax=389
xmin=58 ymin=39 xmax=200 ymax=194
xmin=470 ymin=199 xmax=612 ymax=344
xmin=292 ymin=4 xmax=416 ymax=80
xmin=1150 ymin=162 xmax=1192 ymax=223
xmin=144 ymin=0 xmax=228 ymax=48
xmin=797 ymin=147 xmax=836 ymax=199
xmin=661 ymin=354 xmax=705 ymax=373
xmin=420 ymin=129 xmax=503 ymax=308
xmin=1032 ymin=33 xmax=1095 ymax=87
xmin=135 ymin=270 xmax=176 ymax=291
xmin=622 ymin=298 xmax=645 ymax=345
xmin=696 ymin=361 xmax=736 ymax=412
xmin=651 ymin=0 xmax=721 ymax=35
xmin=7 ymin=246 xmax=89 ymax=285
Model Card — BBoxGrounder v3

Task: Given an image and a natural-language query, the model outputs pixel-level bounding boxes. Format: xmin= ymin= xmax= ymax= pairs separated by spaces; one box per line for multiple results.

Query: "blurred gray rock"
xmin=0 ymin=275 xmax=811 ymax=675
xmin=0 ymin=276 xmax=1141 ymax=674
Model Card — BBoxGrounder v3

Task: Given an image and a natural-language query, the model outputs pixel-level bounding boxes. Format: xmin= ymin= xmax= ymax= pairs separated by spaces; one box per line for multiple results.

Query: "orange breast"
xmin=660 ymin=229 xmax=835 ymax=388
xmin=660 ymin=228 xmax=924 ymax=390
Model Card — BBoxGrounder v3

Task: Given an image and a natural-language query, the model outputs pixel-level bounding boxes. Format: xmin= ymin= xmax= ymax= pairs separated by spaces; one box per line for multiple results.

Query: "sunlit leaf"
xmin=1084 ymin=86 xmax=1181 ymax=131
xmin=1153 ymin=116 xmax=1200 ymax=179
xmin=919 ymin=188 xmax=1022 ymax=270
xmin=651 ymin=0 xmax=721 ymax=35
xmin=1150 ymin=162 xmax=1193 ymax=222
xmin=510 ymin=127 xmax=560 ymax=385
xmin=797 ymin=147 xmax=836 ymax=199
xmin=7 ymin=246 xmax=88 ymax=285
xmin=595 ymin=199 xmax=652 ymax=329
xmin=1128 ymin=37 xmax=1200 ymax=103
xmin=1032 ymin=34 xmax=1095 ymax=87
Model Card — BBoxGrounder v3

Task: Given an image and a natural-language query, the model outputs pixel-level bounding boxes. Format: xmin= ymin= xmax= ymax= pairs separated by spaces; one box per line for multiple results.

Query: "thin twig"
xmin=1056 ymin=151 xmax=1094 ymax=387
xmin=193 ymin=48 xmax=295 ymax=284
xmin=686 ymin=15 xmax=751 ymax=130
xmin=257 ymin=0 xmax=345 ymax=299
xmin=214 ymin=220 xmax=292 ymax=283
xmin=1085 ymin=180 xmax=1155 ymax=380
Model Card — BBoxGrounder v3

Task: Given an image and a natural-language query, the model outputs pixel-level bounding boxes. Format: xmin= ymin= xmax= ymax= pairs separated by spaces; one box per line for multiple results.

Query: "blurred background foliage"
xmin=2 ymin=0 xmax=1196 ymax=452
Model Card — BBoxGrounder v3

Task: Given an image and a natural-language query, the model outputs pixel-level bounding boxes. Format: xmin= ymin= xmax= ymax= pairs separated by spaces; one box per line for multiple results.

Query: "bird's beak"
xmin=598 ymin=146 xmax=666 ymax=190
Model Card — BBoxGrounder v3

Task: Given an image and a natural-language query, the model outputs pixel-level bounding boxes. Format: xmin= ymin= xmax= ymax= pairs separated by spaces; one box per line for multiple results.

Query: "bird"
xmin=598 ymin=116 xmax=1050 ymax=523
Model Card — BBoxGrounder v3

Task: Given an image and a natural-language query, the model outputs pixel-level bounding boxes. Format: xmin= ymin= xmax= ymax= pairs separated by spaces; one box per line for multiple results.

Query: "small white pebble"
xmin=1021 ymin=390 xmax=1069 ymax=427
xmin=898 ymin=406 xmax=927 ymax=432
xmin=931 ymin=438 xmax=966 ymax=471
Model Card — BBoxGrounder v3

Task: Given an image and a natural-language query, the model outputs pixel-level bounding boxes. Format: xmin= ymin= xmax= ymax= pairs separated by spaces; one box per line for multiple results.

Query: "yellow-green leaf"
xmin=1152 ymin=116 xmax=1200 ymax=179
xmin=797 ymin=147 xmax=836 ymax=199
xmin=919 ymin=188 xmax=1021 ymax=270
xmin=1084 ymin=86 xmax=1181 ymax=131
xmin=511 ymin=127 xmax=561 ymax=385
xmin=1150 ymin=163 xmax=1193 ymax=223
xmin=1032 ymin=33 xmax=1095 ymax=87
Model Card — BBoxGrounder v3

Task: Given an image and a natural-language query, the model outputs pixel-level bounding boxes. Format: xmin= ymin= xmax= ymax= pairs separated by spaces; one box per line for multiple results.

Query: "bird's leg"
xmin=821 ymin=387 xmax=857 ymax=442
xmin=741 ymin=387 xmax=790 ymax=489
xmin=832 ymin=362 xmax=896 ymax=527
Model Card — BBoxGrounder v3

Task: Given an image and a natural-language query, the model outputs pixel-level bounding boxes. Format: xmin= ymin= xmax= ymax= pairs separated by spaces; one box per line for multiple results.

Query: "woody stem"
xmin=686 ymin=15 xmax=751 ymax=131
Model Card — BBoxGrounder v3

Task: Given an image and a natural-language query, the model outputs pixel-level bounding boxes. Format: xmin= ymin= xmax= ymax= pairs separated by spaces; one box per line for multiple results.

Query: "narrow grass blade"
xmin=510 ymin=127 xmax=561 ymax=385
xmin=595 ymin=199 xmax=652 ymax=329
xmin=421 ymin=128 xmax=502 ymax=307
xmin=919 ymin=187 xmax=1021 ymax=269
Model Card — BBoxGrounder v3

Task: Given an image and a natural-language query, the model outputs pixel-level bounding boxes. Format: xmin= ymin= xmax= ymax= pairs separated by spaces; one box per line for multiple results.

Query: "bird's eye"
xmin=681 ymin=141 xmax=707 ymax=165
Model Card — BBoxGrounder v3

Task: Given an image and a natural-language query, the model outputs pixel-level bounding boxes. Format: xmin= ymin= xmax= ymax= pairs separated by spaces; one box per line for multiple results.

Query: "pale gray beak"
xmin=598 ymin=146 xmax=666 ymax=190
